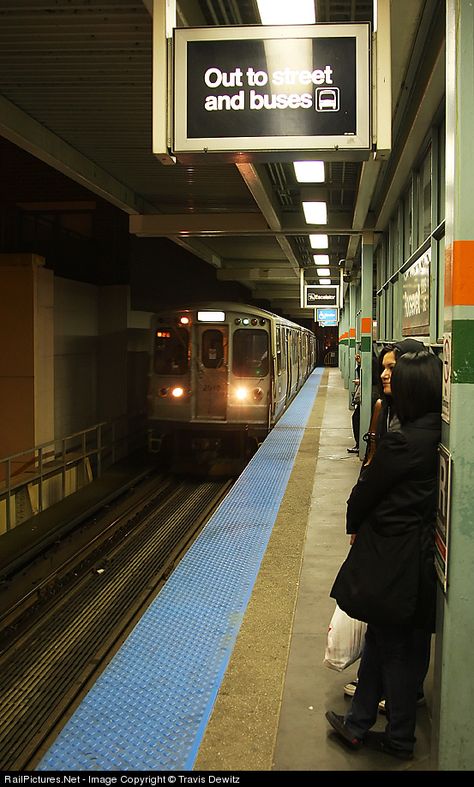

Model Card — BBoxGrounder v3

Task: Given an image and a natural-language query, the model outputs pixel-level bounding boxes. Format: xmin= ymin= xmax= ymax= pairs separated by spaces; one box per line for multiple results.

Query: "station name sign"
xmin=173 ymin=24 xmax=371 ymax=157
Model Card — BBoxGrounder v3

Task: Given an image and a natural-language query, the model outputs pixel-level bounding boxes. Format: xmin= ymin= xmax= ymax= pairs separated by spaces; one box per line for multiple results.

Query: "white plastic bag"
xmin=323 ymin=604 xmax=367 ymax=672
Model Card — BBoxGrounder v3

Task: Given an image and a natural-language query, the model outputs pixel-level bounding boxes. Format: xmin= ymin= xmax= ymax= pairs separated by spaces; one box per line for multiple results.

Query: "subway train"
xmin=147 ymin=302 xmax=316 ymax=475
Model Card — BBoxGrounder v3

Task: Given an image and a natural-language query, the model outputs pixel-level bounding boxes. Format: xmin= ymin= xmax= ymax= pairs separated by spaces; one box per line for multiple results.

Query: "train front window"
xmin=201 ymin=329 xmax=226 ymax=369
xmin=233 ymin=329 xmax=268 ymax=377
xmin=153 ymin=326 xmax=188 ymax=374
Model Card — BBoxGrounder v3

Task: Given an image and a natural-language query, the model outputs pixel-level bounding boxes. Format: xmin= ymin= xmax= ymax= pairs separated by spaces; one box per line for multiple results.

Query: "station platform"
xmin=36 ymin=368 xmax=434 ymax=772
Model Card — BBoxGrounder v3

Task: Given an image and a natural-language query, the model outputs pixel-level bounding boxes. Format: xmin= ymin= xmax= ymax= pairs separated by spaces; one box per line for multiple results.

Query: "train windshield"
xmin=233 ymin=330 xmax=269 ymax=377
xmin=201 ymin=329 xmax=226 ymax=369
xmin=153 ymin=326 xmax=188 ymax=375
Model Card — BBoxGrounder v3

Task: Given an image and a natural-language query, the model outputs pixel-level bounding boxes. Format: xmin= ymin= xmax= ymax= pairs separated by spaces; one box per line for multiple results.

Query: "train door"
xmin=195 ymin=325 xmax=228 ymax=419
xmin=285 ymin=328 xmax=293 ymax=404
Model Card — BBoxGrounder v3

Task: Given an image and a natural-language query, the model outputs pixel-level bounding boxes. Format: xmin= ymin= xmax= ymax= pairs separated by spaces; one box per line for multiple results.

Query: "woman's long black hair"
xmin=391 ymin=351 xmax=442 ymax=423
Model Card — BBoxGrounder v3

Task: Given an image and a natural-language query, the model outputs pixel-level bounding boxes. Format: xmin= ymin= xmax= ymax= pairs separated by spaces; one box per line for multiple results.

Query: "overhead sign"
xmin=316 ymin=307 xmax=339 ymax=326
xmin=173 ymin=24 xmax=371 ymax=157
xmin=402 ymin=248 xmax=430 ymax=336
xmin=304 ymin=285 xmax=339 ymax=309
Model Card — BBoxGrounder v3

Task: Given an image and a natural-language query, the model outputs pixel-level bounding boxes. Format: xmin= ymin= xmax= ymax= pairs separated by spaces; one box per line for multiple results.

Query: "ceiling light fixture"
xmin=256 ymin=0 xmax=316 ymax=24
xmin=313 ymin=254 xmax=330 ymax=266
xmin=319 ymin=278 xmax=332 ymax=285
xmin=309 ymin=234 xmax=328 ymax=249
xmin=294 ymin=161 xmax=325 ymax=182
xmin=303 ymin=201 xmax=327 ymax=224
xmin=316 ymin=268 xmax=331 ymax=276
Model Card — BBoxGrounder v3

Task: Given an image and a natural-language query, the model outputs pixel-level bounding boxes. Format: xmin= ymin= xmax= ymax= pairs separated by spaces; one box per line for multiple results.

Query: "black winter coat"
xmin=331 ymin=413 xmax=441 ymax=630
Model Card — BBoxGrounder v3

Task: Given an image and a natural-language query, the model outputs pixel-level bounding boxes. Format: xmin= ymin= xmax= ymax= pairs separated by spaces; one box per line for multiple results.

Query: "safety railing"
xmin=0 ymin=414 xmax=147 ymax=532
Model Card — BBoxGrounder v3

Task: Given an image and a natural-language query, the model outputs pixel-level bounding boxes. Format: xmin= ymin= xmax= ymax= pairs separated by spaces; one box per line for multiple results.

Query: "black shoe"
xmin=366 ymin=731 xmax=413 ymax=761
xmin=325 ymin=711 xmax=363 ymax=750
xmin=347 ymin=446 xmax=359 ymax=453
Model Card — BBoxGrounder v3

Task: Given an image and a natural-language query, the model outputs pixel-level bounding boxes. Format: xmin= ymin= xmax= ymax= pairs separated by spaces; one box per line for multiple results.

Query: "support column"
xmin=359 ymin=233 xmax=374 ymax=456
xmin=0 ymin=253 xmax=54 ymax=458
xmin=338 ymin=308 xmax=349 ymax=381
xmin=347 ymin=282 xmax=357 ymax=402
xmin=432 ymin=0 xmax=474 ymax=770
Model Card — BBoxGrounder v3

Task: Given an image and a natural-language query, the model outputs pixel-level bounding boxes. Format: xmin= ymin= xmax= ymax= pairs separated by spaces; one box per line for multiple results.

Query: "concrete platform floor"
xmin=195 ymin=368 xmax=434 ymax=772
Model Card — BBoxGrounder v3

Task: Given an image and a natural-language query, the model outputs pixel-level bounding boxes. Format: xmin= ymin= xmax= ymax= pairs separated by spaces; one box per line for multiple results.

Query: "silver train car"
xmin=147 ymin=302 xmax=316 ymax=474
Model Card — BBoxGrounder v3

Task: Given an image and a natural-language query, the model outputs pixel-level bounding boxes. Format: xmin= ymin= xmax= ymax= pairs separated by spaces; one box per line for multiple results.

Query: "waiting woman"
xmin=326 ymin=350 xmax=442 ymax=760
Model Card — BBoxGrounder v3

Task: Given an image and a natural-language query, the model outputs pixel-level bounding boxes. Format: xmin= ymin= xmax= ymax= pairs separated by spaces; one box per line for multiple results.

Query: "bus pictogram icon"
xmin=315 ymin=87 xmax=340 ymax=111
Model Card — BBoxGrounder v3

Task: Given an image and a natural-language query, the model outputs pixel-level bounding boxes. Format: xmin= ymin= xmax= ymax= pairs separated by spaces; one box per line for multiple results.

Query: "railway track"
xmin=0 ymin=476 xmax=232 ymax=770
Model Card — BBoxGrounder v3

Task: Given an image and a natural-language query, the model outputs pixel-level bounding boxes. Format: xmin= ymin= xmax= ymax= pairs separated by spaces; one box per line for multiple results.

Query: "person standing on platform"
xmin=326 ymin=349 xmax=442 ymax=760
xmin=347 ymin=352 xmax=362 ymax=453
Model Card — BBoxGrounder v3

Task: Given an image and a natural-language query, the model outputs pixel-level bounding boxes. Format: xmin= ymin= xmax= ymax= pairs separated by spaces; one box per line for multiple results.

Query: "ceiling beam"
xmin=217 ymin=267 xmax=297 ymax=282
xmin=236 ymin=162 xmax=300 ymax=277
xmin=0 ymin=95 xmax=157 ymax=216
xmin=346 ymin=158 xmax=382 ymax=261
xmin=130 ymin=212 xmax=366 ymax=237
xmin=221 ymin=259 xmax=294 ymax=269
xmin=130 ymin=213 xmax=269 ymax=235
xmin=170 ymin=237 xmax=222 ymax=268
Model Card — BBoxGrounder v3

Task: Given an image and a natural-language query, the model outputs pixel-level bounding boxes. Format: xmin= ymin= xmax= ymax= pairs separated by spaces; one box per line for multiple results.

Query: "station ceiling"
xmin=0 ymin=0 xmax=444 ymax=319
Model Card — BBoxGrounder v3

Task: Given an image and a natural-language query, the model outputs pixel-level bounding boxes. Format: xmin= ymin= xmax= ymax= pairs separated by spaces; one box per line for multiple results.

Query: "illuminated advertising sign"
xmin=316 ymin=307 xmax=339 ymax=326
xmin=173 ymin=24 xmax=371 ymax=157
xmin=402 ymin=249 xmax=430 ymax=336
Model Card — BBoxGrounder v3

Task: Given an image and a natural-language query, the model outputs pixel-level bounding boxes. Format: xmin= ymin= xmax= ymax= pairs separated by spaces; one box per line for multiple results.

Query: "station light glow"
xmin=303 ymin=201 xmax=327 ymax=224
xmin=316 ymin=268 xmax=331 ymax=276
xmin=319 ymin=278 xmax=331 ymax=285
xmin=294 ymin=161 xmax=325 ymax=182
xmin=313 ymin=254 xmax=330 ymax=266
xmin=197 ymin=311 xmax=225 ymax=322
xmin=256 ymin=0 xmax=316 ymax=24
xmin=309 ymin=234 xmax=328 ymax=249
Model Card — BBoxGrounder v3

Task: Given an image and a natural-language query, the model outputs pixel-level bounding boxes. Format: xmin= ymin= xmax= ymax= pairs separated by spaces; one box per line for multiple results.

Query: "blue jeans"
xmin=344 ymin=624 xmax=431 ymax=753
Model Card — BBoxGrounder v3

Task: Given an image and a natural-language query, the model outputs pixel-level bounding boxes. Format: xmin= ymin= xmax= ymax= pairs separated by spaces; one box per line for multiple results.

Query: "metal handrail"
xmin=0 ymin=414 xmax=147 ymax=531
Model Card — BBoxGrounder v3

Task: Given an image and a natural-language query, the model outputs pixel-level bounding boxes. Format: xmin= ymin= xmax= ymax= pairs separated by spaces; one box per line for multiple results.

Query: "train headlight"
xmin=171 ymin=386 xmax=185 ymax=398
xmin=235 ymin=387 xmax=248 ymax=401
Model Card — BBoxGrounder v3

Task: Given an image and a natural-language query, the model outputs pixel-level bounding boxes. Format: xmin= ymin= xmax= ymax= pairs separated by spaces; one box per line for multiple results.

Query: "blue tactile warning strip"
xmin=38 ymin=369 xmax=323 ymax=772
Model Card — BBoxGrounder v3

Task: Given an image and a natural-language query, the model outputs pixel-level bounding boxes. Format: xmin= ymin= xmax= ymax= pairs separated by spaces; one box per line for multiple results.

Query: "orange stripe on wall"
xmin=361 ymin=317 xmax=372 ymax=334
xmin=445 ymin=240 xmax=474 ymax=306
xmin=349 ymin=328 xmax=356 ymax=338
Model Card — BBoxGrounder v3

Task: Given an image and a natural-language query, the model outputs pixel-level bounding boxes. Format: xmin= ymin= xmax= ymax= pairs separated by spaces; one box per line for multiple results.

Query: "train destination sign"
xmin=173 ymin=24 xmax=371 ymax=157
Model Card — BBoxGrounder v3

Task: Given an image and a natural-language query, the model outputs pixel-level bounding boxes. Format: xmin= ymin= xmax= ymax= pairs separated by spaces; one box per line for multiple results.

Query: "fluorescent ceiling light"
xmin=257 ymin=0 xmax=316 ymax=24
xmin=313 ymin=254 xmax=330 ymax=266
xmin=316 ymin=268 xmax=331 ymax=276
xmin=294 ymin=161 xmax=325 ymax=182
xmin=303 ymin=201 xmax=327 ymax=224
xmin=319 ymin=278 xmax=331 ymax=285
xmin=309 ymin=234 xmax=328 ymax=249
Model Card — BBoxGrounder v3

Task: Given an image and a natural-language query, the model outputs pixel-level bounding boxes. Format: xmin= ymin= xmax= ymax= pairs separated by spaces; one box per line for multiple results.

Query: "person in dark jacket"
xmin=326 ymin=350 xmax=442 ymax=760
